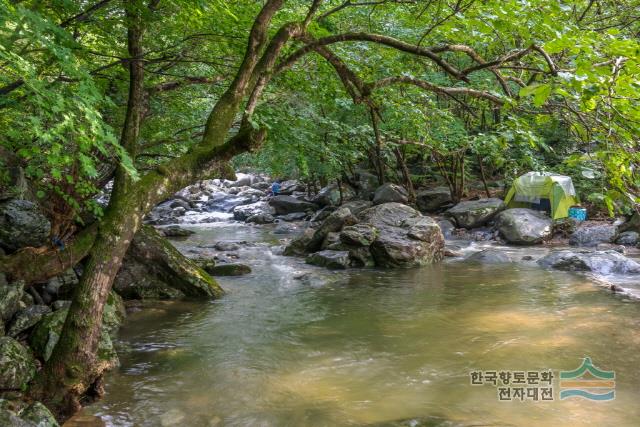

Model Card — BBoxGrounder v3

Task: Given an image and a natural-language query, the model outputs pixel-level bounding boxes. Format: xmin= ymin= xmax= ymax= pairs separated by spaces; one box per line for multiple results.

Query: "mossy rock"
xmin=208 ymin=264 xmax=252 ymax=276
xmin=19 ymin=402 xmax=59 ymax=427
xmin=0 ymin=280 xmax=24 ymax=322
xmin=29 ymin=291 xmax=123 ymax=367
xmin=0 ymin=337 xmax=36 ymax=391
xmin=114 ymin=225 xmax=223 ymax=300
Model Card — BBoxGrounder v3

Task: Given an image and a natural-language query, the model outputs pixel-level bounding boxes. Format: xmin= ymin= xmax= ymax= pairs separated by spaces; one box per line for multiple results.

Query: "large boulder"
xmin=0 ymin=199 xmax=51 ymax=253
xmin=569 ymin=223 xmax=617 ymax=247
xmin=0 ymin=337 xmax=36 ymax=390
xmin=445 ymin=198 xmax=505 ymax=229
xmin=537 ymin=249 xmax=640 ymax=275
xmin=268 ymin=195 xmax=317 ymax=215
xmin=358 ymin=203 xmax=444 ymax=267
xmin=306 ymin=250 xmax=350 ymax=269
xmin=415 ymin=187 xmax=452 ymax=212
xmin=495 ymin=208 xmax=552 ymax=245
xmin=372 ymin=183 xmax=408 ymax=205
xmin=113 ymin=225 xmax=223 ymax=300
xmin=233 ymin=201 xmax=275 ymax=221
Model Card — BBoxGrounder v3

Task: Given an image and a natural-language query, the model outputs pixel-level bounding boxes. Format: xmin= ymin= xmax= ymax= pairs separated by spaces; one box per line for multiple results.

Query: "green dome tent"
xmin=504 ymin=172 xmax=579 ymax=220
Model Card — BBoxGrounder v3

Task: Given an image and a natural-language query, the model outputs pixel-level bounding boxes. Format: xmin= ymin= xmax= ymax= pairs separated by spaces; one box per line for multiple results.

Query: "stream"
xmin=71 ymin=222 xmax=640 ymax=426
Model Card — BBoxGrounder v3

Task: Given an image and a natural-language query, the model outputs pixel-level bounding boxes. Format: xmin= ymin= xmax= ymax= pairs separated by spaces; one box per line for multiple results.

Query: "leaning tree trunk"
xmin=34 ymin=184 xmax=144 ymax=414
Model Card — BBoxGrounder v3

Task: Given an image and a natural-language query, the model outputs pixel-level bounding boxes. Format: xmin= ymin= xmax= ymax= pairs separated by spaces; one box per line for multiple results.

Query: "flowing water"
xmin=73 ymin=223 xmax=640 ymax=427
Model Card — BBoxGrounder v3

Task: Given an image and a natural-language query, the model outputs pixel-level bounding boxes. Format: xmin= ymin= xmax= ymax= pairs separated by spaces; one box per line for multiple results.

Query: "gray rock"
xmin=437 ymin=219 xmax=456 ymax=238
xmin=466 ymin=249 xmax=512 ymax=264
xmin=19 ymin=402 xmax=59 ymax=427
xmin=245 ymin=213 xmax=275 ymax=224
xmin=213 ymin=241 xmax=241 ymax=251
xmin=537 ymin=249 xmax=640 ymax=275
xmin=283 ymin=228 xmax=316 ymax=256
xmin=277 ymin=212 xmax=308 ymax=222
xmin=445 ymin=198 xmax=505 ymax=229
xmin=312 ymin=183 xmax=356 ymax=207
xmin=373 ymin=183 xmax=408 ymax=205
xmin=305 ymin=207 xmax=358 ymax=252
xmin=0 ymin=281 xmax=23 ymax=322
xmin=359 ymin=203 xmax=444 ymax=267
xmin=569 ymin=223 xmax=617 ymax=247
xmin=51 ymin=300 xmax=70 ymax=311
xmin=278 ymin=180 xmax=305 ymax=195
xmin=615 ymin=231 xmax=639 ymax=246
xmin=229 ymin=174 xmax=254 ymax=187
xmin=340 ymin=224 xmax=379 ymax=247
xmin=207 ymin=264 xmax=251 ymax=276
xmin=0 ymin=337 xmax=36 ymax=390
xmin=233 ymin=201 xmax=275 ymax=221
xmin=206 ymin=191 xmax=252 ymax=212
xmin=354 ymin=170 xmax=380 ymax=200
xmin=309 ymin=206 xmax=336 ymax=223
xmin=340 ymin=200 xmax=373 ymax=216
xmin=7 ymin=305 xmax=51 ymax=337
xmin=495 ymin=208 xmax=552 ymax=245
xmin=415 ymin=187 xmax=452 ymax=212
xmin=306 ymin=250 xmax=350 ymax=269
xmin=268 ymin=195 xmax=317 ymax=215
xmin=161 ymin=225 xmax=195 ymax=238
xmin=273 ymin=222 xmax=299 ymax=234
xmin=169 ymin=199 xmax=191 ymax=211
xmin=0 ymin=199 xmax=51 ymax=253
xmin=44 ymin=269 xmax=78 ymax=296
xmin=320 ymin=232 xmax=341 ymax=250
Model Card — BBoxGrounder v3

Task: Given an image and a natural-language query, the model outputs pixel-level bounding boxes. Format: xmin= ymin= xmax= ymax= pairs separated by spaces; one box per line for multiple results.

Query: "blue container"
xmin=568 ymin=206 xmax=587 ymax=221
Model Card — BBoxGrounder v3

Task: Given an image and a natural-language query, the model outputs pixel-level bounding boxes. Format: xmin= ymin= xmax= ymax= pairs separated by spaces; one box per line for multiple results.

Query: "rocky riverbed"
xmin=1 ymin=172 xmax=640 ymax=426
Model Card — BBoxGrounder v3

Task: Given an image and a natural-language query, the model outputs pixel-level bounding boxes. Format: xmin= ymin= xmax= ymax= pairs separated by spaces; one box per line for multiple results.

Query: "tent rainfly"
xmin=504 ymin=172 xmax=579 ymax=220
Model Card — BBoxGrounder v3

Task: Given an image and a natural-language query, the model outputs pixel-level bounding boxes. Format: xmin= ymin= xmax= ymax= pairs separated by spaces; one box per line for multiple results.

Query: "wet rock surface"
xmin=537 ymin=249 xmax=640 ymax=275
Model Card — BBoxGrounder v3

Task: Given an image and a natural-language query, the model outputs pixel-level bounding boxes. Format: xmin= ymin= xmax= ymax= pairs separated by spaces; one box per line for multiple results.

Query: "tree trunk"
xmin=35 ymin=203 xmax=142 ymax=416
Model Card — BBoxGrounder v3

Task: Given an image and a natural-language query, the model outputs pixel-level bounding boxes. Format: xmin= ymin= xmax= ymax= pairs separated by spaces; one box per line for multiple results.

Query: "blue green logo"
xmin=559 ymin=357 xmax=615 ymax=401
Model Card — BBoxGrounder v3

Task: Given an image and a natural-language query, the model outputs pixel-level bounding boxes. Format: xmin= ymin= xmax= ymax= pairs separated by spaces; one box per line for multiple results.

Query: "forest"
xmin=0 ymin=1 xmax=639 ymax=426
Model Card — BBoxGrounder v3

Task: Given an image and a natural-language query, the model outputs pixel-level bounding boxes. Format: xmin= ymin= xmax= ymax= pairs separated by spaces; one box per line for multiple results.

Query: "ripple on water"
xmin=78 ymin=225 xmax=640 ymax=427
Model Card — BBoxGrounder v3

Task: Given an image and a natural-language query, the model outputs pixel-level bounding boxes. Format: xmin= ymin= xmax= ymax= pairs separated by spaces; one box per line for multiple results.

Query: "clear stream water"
xmin=70 ymin=223 xmax=640 ymax=427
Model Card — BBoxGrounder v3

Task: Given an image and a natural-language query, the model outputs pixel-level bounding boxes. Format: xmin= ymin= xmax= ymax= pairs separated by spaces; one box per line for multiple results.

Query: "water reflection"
xmin=71 ymin=224 xmax=640 ymax=427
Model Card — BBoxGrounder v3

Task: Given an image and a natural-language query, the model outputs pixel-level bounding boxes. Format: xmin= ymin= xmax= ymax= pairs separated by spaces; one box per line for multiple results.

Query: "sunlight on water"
xmin=70 ymin=224 xmax=640 ymax=427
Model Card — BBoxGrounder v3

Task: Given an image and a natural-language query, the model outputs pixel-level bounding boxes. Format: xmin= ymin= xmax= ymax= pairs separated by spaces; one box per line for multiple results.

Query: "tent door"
xmin=530 ymin=198 xmax=551 ymax=215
